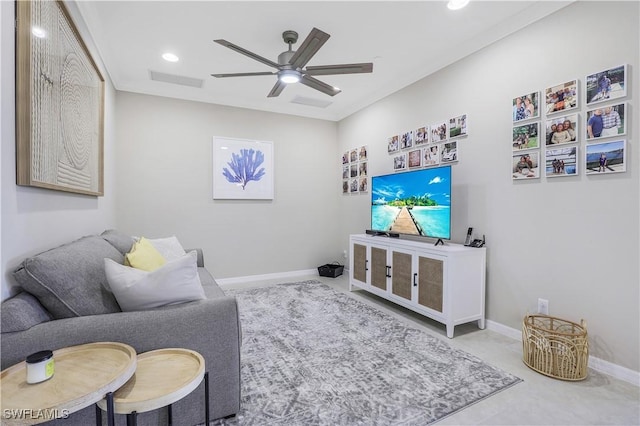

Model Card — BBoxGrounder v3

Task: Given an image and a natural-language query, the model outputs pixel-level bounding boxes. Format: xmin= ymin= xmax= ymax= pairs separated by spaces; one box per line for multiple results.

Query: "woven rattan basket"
xmin=522 ymin=314 xmax=589 ymax=381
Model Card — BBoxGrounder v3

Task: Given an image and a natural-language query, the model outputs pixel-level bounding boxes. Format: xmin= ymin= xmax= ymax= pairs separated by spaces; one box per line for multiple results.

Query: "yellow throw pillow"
xmin=125 ymin=237 xmax=166 ymax=271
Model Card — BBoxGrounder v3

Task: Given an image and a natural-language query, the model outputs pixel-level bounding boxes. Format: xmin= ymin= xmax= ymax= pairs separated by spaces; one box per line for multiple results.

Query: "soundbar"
xmin=365 ymin=229 xmax=400 ymax=238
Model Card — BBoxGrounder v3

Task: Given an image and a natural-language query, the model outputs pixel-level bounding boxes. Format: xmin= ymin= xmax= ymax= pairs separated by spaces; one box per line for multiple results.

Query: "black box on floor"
xmin=318 ymin=263 xmax=344 ymax=278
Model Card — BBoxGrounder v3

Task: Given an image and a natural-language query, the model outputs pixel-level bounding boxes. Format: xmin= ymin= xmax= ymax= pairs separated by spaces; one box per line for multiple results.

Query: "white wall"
xmin=114 ymin=92 xmax=341 ymax=279
xmin=338 ymin=1 xmax=639 ymax=372
xmin=0 ymin=1 xmax=119 ymax=300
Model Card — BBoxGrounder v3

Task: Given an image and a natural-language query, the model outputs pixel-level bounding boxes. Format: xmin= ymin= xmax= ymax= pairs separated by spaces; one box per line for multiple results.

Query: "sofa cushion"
xmin=13 ymin=236 xmax=123 ymax=319
xmin=104 ymin=250 xmax=206 ymax=312
xmin=101 ymin=229 xmax=135 ymax=255
xmin=124 ymin=237 xmax=166 ymax=271
xmin=1 ymin=292 xmax=52 ymax=333
xmin=147 ymin=236 xmax=186 ymax=261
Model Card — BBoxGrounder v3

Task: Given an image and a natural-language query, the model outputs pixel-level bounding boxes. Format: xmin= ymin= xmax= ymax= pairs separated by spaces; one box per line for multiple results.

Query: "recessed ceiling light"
xmin=162 ymin=53 xmax=179 ymax=62
xmin=31 ymin=26 xmax=47 ymax=38
xmin=447 ymin=0 xmax=470 ymax=10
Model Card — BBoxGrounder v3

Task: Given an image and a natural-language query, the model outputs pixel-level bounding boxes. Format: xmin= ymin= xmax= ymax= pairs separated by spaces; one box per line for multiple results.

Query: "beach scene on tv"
xmin=371 ymin=167 xmax=451 ymax=239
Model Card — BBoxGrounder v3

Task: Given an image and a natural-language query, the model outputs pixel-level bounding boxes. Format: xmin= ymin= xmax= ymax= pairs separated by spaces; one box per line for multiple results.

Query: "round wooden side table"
xmin=0 ymin=342 xmax=137 ymax=425
xmin=96 ymin=348 xmax=208 ymax=426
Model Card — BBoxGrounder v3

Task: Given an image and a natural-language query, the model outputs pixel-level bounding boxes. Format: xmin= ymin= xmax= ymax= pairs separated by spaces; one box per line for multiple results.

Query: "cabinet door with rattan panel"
xmin=417 ymin=256 xmax=443 ymax=312
xmin=352 ymin=243 xmax=368 ymax=284
xmin=370 ymin=246 xmax=388 ymax=291
xmin=391 ymin=250 xmax=412 ymax=301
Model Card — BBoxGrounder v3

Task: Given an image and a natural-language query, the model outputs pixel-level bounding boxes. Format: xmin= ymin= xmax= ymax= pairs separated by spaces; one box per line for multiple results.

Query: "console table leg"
xmin=204 ymin=372 xmax=210 ymax=425
xmin=126 ymin=411 xmax=137 ymax=426
xmin=168 ymin=404 xmax=172 ymax=425
xmin=95 ymin=404 xmax=101 ymax=426
xmin=106 ymin=392 xmax=115 ymax=426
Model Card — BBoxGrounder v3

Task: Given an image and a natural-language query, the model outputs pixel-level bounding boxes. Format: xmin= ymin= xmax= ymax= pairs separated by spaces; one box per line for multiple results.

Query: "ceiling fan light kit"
xmin=212 ymin=27 xmax=373 ymax=98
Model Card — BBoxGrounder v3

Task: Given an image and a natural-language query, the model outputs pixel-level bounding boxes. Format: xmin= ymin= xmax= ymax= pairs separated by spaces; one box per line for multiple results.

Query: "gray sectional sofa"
xmin=0 ymin=230 xmax=241 ymax=425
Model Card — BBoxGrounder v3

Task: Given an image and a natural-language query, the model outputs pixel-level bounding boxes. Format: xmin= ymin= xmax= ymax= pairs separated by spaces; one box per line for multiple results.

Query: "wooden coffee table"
xmin=96 ymin=348 xmax=208 ymax=426
xmin=1 ymin=342 xmax=136 ymax=425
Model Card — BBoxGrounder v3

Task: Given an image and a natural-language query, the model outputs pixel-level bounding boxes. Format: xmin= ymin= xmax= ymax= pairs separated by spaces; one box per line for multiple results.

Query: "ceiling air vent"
xmin=149 ymin=70 xmax=204 ymax=88
xmin=290 ymin=96 xmax=332 ymax=108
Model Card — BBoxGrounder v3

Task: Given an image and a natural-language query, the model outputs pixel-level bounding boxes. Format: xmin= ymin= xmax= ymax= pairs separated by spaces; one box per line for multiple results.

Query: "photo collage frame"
xmin=511 ymin=64 xmax=628 ymax=180
xmin=388 ymin=114 xmax=467 ymax=172
xmin=342 ymin=146 xmax=368 ymax=194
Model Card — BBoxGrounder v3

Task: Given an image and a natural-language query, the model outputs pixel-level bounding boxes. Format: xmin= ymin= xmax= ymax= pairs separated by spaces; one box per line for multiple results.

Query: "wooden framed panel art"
xmin=16 ymin=0 xmax=105 ymax=196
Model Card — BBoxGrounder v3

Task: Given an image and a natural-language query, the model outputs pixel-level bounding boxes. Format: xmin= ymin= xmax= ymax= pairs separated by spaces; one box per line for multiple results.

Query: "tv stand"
xmin=349 ymin=234 xmax=486 ymax=338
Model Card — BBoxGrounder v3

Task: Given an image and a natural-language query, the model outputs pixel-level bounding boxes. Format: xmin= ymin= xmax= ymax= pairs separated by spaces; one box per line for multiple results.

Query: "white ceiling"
xmin=76 ymin=1 xmax=570 ymax=122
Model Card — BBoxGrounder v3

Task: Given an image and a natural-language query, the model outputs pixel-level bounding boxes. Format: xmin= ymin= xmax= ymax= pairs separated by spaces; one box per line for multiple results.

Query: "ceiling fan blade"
xmin=211 ymin=71 xmax=276 ymax=78
xmin=300 ymin=75 xmax=341 ymax=97
xmin=288 ymin=28 xmax=330 ymax=69
xmin=267 ymin=80 xmax=287 ymax=98
xmin=214 ymin=39 xmax=280 ymax=69
xmin=305 ymin=63 xmax=373 ymax=76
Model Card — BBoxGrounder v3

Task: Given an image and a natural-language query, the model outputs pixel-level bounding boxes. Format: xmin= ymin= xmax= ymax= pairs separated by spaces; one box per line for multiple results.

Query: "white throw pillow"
xmin=104 ymin=250 xmax=205 ymax=312
xmin=146 ymin=236 xmax=186 ymax=261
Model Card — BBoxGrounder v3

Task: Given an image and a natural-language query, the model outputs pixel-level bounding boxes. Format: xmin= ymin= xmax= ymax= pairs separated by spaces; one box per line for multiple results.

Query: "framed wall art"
xmin=512 ymin=122 xmax=540 ymax=151
xmin=387 ymin=135 xmax=399 ymax=154
xmin=584 ymin=140 xmax=626 ymax=175
xmin=545 ymin=114 xmax=578 ymax=146
xmin=545 ymin=146 xmax=578 ymax=178
xmin=586 ymin=64 xmax=627 ymax=105
xmin=423 ymin=145 xmax=440 ymax=167
xmin=415 ymin=126 xmax=429 ymax=145
xmin=449 ymin=114 xmax=468 ymax=139
xmin=393 ymin=153 xmax=407 ymax=171
xmin=431 ymin=122 xmax=448 ymax=142
xmin=16 ymin=0 xmax=105 ymax=196
xmin=545 ymin=79 xmax=578 ymax=115
xmin=512 ymin=151 xmax=540 ymax=180
xmin=512 ymin=91 xmax=540 ymax=122
xmin=212 ymin=136 xmax=274 ymax=199
xmin=440 ymin=141 xmax=458 ymax=164
xmin=586 ymin=103 xmax=626 ymax=140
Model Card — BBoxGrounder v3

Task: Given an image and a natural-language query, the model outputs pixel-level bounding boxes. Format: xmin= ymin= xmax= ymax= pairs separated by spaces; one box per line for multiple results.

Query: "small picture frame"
xmin=400 ymin=131 xmax=414 ymax=149
xmin=342 ymin=180 xmax=349 ymax=194
xmin=350 ymin=149 xmax=358 ymax=163
xmin=585 ymin=103 xmax=626 ymax=140
xmin=342 ymin=165 xmax=349 ymax=179
xmin=586 ymin=64 xmax=627 ymax=106
xmin=358 ymin=146 xmax=368 ymax=161
xmin=545 ymin=79 xmax=578 ymax=115
xmin=359 ymin=161 xmax=368 ymax=177
xmin=387 ymin=135 xmax=399 ymax=154
xmin=431 ymin=122 xmax=448 ymax=142
xmin=512 ymin=151 xmax=540 ymax=180
xmin=545 ymin=114 xmax=578 ymax=146
xmin=342 ymin=151 xmax=350 ymax=164
xmin=585 ymin=140 xmax=626 ymax=175
xmin=449 ymin=114 xmax=468 ymax=139
xmin=408 ymin=149 xmax=422 ymax=168
xmin=350 ymin=164 xmax=358 ymax=178
xmin=512 ymin=91 xmax=540 ymax=122
xmin=415 ymin=126 xmax=429 ymax=145
xmin=545 ymin=146 xmax=578 ymax=178
xmin=359 ymin=177 xmax=368 ymax=192
xmin=512 ymin=122 xmax=540 ymax=151
xmin=350 ymin=178 xmax=359 ymax=193
xmin=423 ymin=145 xmax=440 ymax=167
xmin=393 ymin=153 xmax=407 ymax=171
xmin=440 ymin=141 xmax=458 ymax=164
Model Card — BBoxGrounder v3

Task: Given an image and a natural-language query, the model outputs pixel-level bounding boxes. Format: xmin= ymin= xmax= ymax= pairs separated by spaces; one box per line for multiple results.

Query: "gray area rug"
xmin=219 ymin=280 xmax=521 ymax=425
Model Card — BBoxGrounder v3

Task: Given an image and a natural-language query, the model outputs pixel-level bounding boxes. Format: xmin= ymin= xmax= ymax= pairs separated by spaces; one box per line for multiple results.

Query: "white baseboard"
xmin=216 ymin=269 xmax=318 ymax=286
xmin=486 ymin=320 xmax=640 ymax=387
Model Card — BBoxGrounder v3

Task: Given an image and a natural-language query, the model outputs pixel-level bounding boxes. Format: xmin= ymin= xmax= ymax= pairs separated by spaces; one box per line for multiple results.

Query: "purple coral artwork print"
xmin=213 ymin=137 xmax=274 ymax=199
xmin=222 ymin=149 xmax=266 ymax=190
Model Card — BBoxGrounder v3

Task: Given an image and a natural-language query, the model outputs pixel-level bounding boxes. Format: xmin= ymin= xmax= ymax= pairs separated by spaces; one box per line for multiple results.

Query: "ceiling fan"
xmin=211 ymin=27 xmax=373 ymax=98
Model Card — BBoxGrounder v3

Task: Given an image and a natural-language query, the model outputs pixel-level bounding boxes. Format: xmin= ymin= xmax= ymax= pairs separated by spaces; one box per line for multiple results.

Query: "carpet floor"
xmin=218 ymin=280 xmax=522 ymax=425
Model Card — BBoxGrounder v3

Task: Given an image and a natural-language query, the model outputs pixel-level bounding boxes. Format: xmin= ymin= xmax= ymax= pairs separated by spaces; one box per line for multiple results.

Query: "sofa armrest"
xmin=184 ymin=248 xmax=204 ymax=267
xmin=1 ymin=296 xmax=241 ymax=423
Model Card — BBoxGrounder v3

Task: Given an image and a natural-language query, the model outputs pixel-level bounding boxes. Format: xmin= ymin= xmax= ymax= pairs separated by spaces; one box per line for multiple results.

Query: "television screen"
xmin=371 ymin=165 xmax=451 ymax=239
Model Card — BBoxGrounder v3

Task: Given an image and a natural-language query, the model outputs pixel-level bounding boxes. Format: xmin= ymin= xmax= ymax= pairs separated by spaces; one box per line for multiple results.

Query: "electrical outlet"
xmin=537 ymin=298 xmax=549 ymax=315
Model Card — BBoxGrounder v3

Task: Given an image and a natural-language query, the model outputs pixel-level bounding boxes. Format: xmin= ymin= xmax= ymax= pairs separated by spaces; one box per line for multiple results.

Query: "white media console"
xmin=349 ymin=234 xmax=486 ymax=338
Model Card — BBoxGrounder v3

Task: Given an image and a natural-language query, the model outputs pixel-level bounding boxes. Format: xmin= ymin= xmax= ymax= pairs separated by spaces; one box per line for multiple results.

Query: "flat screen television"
xmin=371 ymin=165 xmax=451 ymax=240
